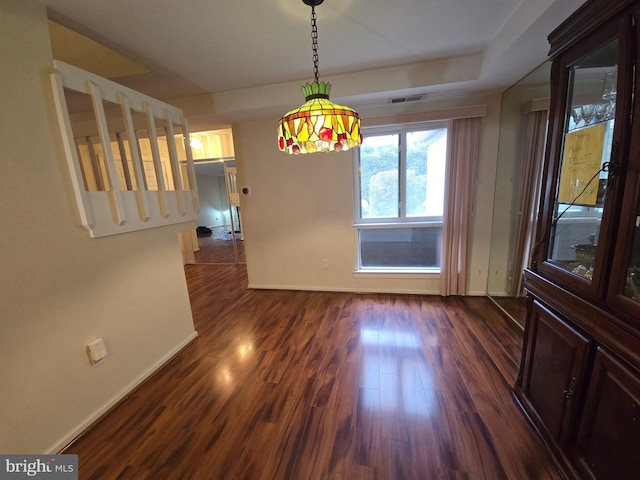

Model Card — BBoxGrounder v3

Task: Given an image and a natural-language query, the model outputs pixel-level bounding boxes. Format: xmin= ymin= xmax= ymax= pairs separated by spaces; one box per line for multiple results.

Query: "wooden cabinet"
xmin=520 ymin=301 xmax=591 ymax=445
xmin=574 ymin=348 xmax=640 ymax=478
xmin=517 ymin=0 xmax=640 ymax=478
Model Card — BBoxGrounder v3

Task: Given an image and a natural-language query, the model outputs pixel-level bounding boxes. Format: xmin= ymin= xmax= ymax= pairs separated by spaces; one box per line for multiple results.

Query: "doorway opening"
xmin=180 ymin=128 xmax=246 ymax=265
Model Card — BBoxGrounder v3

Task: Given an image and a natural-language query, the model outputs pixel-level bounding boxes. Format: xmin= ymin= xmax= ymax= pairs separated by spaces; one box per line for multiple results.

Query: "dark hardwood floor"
xmin=194 ymin=234 xmax=246 ymax=264
xmin=490 ymin=296 xmax=526 ymax=330
xmin=65 ymin=264 xmax=561 ymax=479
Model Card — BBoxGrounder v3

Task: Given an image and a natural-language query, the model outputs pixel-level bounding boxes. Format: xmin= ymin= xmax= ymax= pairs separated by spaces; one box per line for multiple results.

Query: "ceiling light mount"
xmin=277 ymin=0 xmax=361 ymax=155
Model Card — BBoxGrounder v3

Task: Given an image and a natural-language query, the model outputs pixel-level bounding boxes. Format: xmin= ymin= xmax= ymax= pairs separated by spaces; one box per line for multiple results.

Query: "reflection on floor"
xmin=194 ymin=233 xmax=245 ymax=264
xmin=491 ymin=296 xmax=526 ymax=329
xmin=66 ymin=265 xmax=561 ymax=479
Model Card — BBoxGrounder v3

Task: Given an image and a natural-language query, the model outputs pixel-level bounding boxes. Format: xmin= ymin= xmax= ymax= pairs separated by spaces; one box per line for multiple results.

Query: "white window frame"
xmin=353 ymin=121 xmax=448 ymax=272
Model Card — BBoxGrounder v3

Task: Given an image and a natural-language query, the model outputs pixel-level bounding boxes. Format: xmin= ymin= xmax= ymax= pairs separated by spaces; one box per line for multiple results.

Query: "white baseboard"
xmin=247 ymin=284 xmax=490 ymax=297
xmin=247 ymin=283 xmax=441 ymax=296
xmin=49 ymin=331 xmax=198 ymax=454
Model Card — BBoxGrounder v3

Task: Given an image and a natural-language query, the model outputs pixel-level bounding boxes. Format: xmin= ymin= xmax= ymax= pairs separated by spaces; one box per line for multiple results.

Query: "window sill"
xmin=353 ymin=269 xmax=440 ymax=279
xmin=353 ymin=221 xmax=443 ymax=228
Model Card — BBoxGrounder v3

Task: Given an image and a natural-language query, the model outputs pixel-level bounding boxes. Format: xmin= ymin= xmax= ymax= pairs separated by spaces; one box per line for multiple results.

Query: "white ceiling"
xmin=40 ymin=0 xmax=587 ymax=126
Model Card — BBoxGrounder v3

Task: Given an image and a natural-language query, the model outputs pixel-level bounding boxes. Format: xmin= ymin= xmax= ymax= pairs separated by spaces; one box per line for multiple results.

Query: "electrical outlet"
xmin=87 ymin=338 xmax=107 ymax=366
xmin=321 ymin=258 xmax=329 ymax=269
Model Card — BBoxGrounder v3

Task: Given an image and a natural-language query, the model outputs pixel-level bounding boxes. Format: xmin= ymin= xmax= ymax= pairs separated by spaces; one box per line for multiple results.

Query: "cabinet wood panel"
xmin=575 ymin=347 xmax=640 ymax=479
xmin=521 ymin=301 xmax=591 ymax=444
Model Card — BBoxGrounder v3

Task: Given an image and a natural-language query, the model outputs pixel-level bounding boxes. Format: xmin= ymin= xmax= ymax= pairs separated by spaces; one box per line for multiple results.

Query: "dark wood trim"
xmin=548 ymin=0 xmax=635 ymax=58
xmin=606 ymin=5 xmax=640 ymax=325
xmin=534 ymin=14 xmax=633 ymax=302
xmin=524 ymin=269 xmax=640 ymax=371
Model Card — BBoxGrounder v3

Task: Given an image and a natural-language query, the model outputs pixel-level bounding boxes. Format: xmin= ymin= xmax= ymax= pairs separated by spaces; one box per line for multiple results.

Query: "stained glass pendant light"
xmin=278 ymin=0 xmax=361 ymax=155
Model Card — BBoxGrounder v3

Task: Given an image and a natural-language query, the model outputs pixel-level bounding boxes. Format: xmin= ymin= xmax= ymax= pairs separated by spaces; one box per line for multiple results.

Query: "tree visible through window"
xmin=355 ymin=123 xmax=447 ymax=270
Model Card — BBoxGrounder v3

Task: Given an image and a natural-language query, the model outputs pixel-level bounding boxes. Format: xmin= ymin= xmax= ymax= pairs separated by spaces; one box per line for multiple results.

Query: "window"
xmin=355 ymin=123 xmax=448 ymax=270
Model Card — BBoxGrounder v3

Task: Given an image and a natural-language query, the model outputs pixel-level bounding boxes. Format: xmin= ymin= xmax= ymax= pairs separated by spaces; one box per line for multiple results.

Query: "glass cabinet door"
xmin=621 ymin=214 xmax=640 ymax=303
xmin=546 ymin=38 xmax=618 ymax=283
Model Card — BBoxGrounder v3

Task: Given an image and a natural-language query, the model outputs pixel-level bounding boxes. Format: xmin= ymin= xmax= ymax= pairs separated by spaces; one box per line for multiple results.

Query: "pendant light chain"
xmin=311 ymin=6 xmax=320 ymax=83
xmin=277 ymin=0 xmax=361 ymax=154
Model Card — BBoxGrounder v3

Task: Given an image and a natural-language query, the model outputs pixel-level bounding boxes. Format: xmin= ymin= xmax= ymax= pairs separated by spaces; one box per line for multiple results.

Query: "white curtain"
xmin=510 ymin=109 xmax=548 ymax=296
xmin=440 ymin=117 xmax=481 ymax=296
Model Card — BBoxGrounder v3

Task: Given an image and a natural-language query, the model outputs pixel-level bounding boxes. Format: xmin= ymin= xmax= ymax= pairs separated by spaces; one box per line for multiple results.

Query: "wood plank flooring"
xmin=193 ymin=235 xmax=246 ymax=264
xmin=490 ymin=296 xmax=526 ymax=330
xmin=65 ymin=265 xmax=561 ymax=479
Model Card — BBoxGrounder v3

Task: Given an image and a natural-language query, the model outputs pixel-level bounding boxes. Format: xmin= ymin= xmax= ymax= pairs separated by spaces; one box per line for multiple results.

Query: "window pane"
xmin=360 ymin=134 xmax=399 ymax=218
xmin=359 ymin=227 xmax=441 ymax=268
xmin=406 ymin=129 xmax=447 ymax=217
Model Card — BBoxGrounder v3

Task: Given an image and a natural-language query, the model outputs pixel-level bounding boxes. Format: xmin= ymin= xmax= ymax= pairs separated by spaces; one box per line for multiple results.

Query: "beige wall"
xmin=0 ymin=0 xmax=196 ymax=453
xmin=233 ymin=93 xmax=502 ymax=295
xmin=0 ymin=0 xmax=518 ymax=454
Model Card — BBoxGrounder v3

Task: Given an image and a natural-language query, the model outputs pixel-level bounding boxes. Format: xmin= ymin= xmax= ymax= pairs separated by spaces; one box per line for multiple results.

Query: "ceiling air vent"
xmin=389 ymin=94 xmax=426 ymax=104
